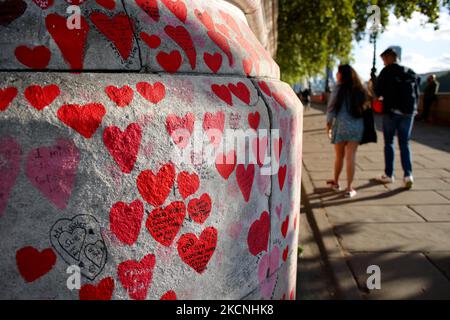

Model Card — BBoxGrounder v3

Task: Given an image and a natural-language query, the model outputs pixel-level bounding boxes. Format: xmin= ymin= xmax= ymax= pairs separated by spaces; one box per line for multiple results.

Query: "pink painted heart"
xmin=256 ymin=171 xmax=270 ymax=195
xmin=275 ymin=203 xmax=283 ymax=220
xmin=25 ymin=139 xmax=80 ymax=209
xmin=202 ymin=111 xmax=225 ymax=147
xmin=161 ymin=0 xmax=187 ymax=23
xmin=0 ymin=136 xmax=21 ymax=217
xmin=226 ymin=221 xmax=242 ymax=240
xmin=258 ymin=246 xmax=280 ymax=299
xmin=165 ymin=113 xmax=195 ymax=149
xmin=32 ymin=0 xmax=54 ymax=10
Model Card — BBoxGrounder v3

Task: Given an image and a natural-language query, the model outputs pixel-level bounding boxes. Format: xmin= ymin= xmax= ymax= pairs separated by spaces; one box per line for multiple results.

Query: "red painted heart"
xmin=0 ymin=87 xmax=18 ymax=111
xmin=258 ymin=81 xmax=272 ymax=97
xmin=103 ymin=123 xmax=142 ymax=173
xmin=207 ymin=30 xmax=233 ymax=67
xmin=15 ymin=45 xmax=51 ymax=69
xmin=248 ymin=112 xmax=260 ymax=130
xmin=156 ymin=50 xmax=182 ymax=73
xmin=215 ymin=150 xmax=236 ymax=180
xmin=161 ymin=0 xmax=187 ymax=23
xmin=236 ymin=164 xmax=255 ymax=202
xmin=135 ymin=0 xmax=160 ymax=22
xmin=140 ymin=32 xmax=161 ymax=49
xmin=281 ymin=215 xmax=289 ymax=238
xmin=110 ymin=200 xmax=144 ymax=245
xmin=146 ymin=201 xmax=186 ymax=246
xmin=242 ymin=58 xmax=252 ymax=76
xmin=204 ymin=52 xmax=222 ymax=73
xmin=177 ymin=171 xmax=199 ymax=199
xmin=45 ymin=13 xmax=90 ymax=70
xmin=160 ymin=290 xmax=177 ymax=300
xmin=57 ymin=103 xmax=106 ymax=139
xmin=16 ymin=247 xmax=56 ymax=282
xmin=165 ymin=113 xmax=195 ymax=149
xmin=188 ymin=193 xmax=212 ymax=224
xmin=90 ymin=12 xmax=135 ymax=61
xmin=228 ymin=82 xmax=250 ymax=105
xmin=105 ymin=85 xmax=134 ymax=107
xmin=79 ymin=277 xmax=115 ymax=300
xmin=278 ymin=165 xmax=287 ymax=191
xmin=282 ymin=246 xmax=288 ymax=262
xmin=177 ymin=227 xmax=217 ymax=274
xmin=273 ymin=92 xmax=287 ymax=110
xmin=211 ymin=84 xmax=232 ymax=106
xmin=24 ymin=84 xmax=60 ymax=110
xmin=247 ymin=211 xmax=270 ymax=256
xmin=117 ymin=254 xmax=155 ymax=300
xmin=203 ymin=111 xmax=225 ymax=147
xmin=137 ymin=163 xmax=175 ymax=207
xmin=165 ymin=25 xmax=196 ymax=70
xmin=136 ymin=82 xmax=166 ymax=104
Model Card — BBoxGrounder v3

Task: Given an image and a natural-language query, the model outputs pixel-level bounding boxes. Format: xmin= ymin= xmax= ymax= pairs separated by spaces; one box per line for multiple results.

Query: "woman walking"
xmin=326 ymin=64 xmax=368 ymax=198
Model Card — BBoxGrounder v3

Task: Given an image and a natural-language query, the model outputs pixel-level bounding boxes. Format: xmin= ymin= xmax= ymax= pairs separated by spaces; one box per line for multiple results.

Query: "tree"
xmin=277 ymin=0 xmax=450 ymax=84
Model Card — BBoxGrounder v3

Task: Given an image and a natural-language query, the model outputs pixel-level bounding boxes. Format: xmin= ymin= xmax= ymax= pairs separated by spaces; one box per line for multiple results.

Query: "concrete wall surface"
xmin=0 ymin=0 xmax=302 ymax=300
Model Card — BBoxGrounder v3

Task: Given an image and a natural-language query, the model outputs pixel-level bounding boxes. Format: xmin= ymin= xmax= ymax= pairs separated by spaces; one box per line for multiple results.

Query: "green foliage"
xmin=277 ymin=0 xmax=450 ymax=84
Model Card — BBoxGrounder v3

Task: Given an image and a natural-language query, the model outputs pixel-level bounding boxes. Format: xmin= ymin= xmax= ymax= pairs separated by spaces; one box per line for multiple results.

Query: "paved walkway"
xmin=301 ymin=104 xmax=450 ymax=299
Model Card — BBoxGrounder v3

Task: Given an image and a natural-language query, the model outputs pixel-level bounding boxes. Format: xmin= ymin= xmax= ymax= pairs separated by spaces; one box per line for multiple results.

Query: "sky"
xmin=352 ymin=10 xmax=450 ymax=81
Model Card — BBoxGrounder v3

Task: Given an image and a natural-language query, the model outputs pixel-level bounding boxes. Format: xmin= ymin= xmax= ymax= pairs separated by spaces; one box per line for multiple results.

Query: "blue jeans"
xmin=383 ymin=113 xmax=414 ymax=178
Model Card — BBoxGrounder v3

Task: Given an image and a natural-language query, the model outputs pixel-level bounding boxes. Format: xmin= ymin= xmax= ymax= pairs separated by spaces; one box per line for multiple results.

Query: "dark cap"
xmin=380 ymin=48 xmax=398 ymax=58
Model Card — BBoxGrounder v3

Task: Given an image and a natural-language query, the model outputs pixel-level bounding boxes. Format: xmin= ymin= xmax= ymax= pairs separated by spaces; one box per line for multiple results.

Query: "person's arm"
xmin=374 ymin=68 xmax=387 ymax=98
xmin=326 ymin=87 xmax=338 ymax=127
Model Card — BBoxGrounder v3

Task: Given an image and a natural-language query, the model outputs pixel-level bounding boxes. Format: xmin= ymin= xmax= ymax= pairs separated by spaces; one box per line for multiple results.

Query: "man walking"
xmin=420 ymin=74 xmax=440 ymax=121
xmin=375 ymin=48 xmax=420 ymax=189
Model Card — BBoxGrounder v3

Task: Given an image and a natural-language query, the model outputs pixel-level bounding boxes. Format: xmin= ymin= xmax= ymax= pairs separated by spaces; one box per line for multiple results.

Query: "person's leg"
xmin=398 ymin=114 xmax=414 ymax=178
xmin=345 ymin=141 xmax=359 ymax=191
xmin=333 ymin=142 xmax=346 ymax=184
xmin=422 ymin=99 xmax=431 ymax=120
xmin=383 ymin=114 xmax=396 ymax=178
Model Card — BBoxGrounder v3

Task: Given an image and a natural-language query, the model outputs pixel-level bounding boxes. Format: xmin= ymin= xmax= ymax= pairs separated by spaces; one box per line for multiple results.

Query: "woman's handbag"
xmin=372 ymin=99 xmax=383 ymax=114
xmin=360 ymin=107 xmax=377 ymax=145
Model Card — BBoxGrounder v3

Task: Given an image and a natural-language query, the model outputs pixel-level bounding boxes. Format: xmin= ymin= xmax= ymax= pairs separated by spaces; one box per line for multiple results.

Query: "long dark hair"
xmin=335 ymin=64 xmax=367 ymax=118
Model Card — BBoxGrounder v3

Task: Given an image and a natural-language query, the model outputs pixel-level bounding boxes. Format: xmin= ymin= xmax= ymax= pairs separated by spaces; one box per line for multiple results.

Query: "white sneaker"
xmin=404 ymin=176 xmax=414 ymax=190
xmin=378 ymin=175 xmax=395 ymax=184
xmin=344 ymin=189 xmax=357 ymax=198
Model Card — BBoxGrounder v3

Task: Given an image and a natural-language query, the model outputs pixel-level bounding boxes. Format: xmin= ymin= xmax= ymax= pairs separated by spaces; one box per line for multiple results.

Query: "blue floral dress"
xmin=326 ymin=86 xmax=364 ymax=144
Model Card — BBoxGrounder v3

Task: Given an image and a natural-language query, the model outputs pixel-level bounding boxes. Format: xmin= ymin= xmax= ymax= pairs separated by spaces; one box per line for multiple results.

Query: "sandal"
xmin=326 ymin=180 xmax=341 ymax=191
